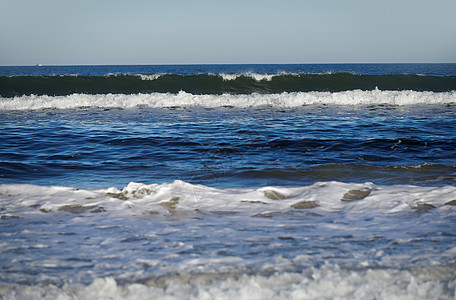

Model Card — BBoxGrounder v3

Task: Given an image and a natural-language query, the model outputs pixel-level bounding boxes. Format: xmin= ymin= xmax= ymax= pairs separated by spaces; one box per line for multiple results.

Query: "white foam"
xmin=1 ymin=181 xmax=455 ymax=218
xmin=214 ymin=72 xmax=296 ymax=81
xmin=105 ymin=73 xmax=164 ymax=80
xmin=136 ymin=74 xmax=164 ymax=81
xmin=213 ymin=73 xmax=242 ymax=81
xmin=1 ymin=90 xmax=455 ymax=110
xmin=1 ymin=265 xmax=454 ymax=300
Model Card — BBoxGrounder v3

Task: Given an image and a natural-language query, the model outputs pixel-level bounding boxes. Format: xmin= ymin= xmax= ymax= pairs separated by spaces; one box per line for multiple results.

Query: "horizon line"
xmin=1 ymin=62 xmax=456 ymax=67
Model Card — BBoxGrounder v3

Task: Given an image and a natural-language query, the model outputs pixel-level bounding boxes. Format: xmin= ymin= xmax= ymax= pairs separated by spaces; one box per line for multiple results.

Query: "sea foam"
xmin=1 ymin=265 xmax=454 ymax=300
xmin=0 ymin=90 xmax=455 ymax=110
xmin=1 ymin=181 xmax=455 ymax=218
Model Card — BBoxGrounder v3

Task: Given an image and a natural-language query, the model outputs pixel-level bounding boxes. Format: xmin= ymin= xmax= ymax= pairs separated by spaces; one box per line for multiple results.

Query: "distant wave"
xmin=1 ymin=73 xmax=455 ymax=97
xmin=1 ymin=90 xmax=455 ymax=110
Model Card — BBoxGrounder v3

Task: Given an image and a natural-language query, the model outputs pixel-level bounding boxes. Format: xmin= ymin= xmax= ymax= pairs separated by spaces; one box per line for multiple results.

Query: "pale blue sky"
xmin=1 ymin=0 xmax=455 ymax=65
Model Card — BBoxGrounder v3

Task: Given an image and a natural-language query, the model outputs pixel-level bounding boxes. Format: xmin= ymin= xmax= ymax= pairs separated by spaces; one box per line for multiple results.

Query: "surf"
xmin=0 ymin=90 xmax=455 ymax=110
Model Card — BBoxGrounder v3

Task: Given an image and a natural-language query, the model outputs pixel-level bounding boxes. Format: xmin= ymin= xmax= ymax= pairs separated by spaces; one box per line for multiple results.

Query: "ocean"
xmin=0 ymin=63 xmax=455 ymax=299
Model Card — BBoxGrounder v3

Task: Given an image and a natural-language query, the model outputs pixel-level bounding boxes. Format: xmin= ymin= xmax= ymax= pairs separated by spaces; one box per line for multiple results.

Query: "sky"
xmin=1 ymin=0 xmax=455 ymax=65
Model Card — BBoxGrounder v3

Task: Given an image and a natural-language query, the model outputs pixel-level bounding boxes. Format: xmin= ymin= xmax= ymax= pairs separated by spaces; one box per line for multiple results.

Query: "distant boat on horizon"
xmin=36 ymin=64 xmax=43 ymax=67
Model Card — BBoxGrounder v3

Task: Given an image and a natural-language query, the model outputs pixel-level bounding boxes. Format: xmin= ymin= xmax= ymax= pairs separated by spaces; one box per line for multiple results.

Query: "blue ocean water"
xmin=0 ymin=64 xmax=456 ymax=299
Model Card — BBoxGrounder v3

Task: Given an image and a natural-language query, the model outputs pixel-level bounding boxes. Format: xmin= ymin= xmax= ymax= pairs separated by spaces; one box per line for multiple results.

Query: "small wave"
xmin=1 ymin=180 xmax=455 ymax=217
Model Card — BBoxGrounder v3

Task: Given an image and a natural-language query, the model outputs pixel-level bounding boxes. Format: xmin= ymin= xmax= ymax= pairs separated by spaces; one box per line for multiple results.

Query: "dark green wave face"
xmin=1 ymin=73 xmax=456 ymax=97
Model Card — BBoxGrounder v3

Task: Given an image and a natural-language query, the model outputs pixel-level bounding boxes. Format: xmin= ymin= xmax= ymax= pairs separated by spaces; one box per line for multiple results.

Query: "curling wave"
xmin=1 ymin=73 xmax=455 ymax=97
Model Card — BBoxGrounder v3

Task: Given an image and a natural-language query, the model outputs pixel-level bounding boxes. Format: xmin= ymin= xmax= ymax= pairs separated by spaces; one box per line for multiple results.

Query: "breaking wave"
xmin=1 ymin=90 xmax=455 ymax=110
xmin=1 ymin=73 xmax=455 ymax=97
